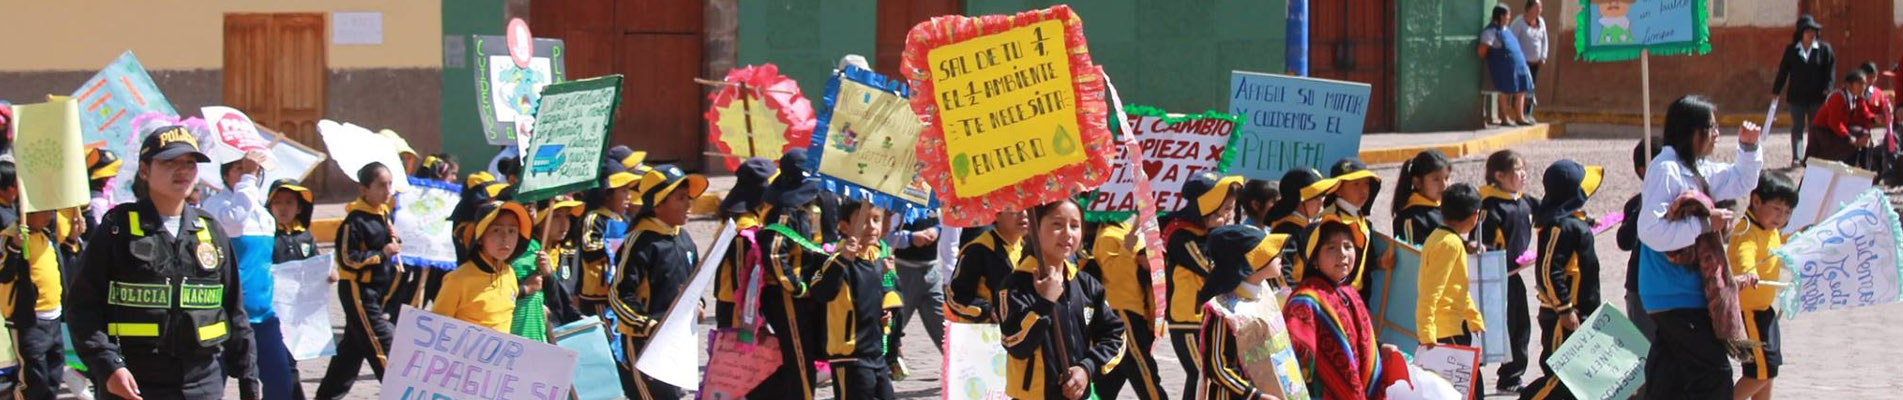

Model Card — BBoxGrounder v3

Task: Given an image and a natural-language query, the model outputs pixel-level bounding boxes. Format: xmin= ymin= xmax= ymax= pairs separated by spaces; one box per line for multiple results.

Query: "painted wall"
xmin=0 ymin=0 xmax=440 ymax=70
xmin=736 ymin=0 xmax=877 ymax=99
xmin=438 ymin=0 xmax=511 ymax=176
xmin=1396 ymin=0 xmax=1487 ymax=131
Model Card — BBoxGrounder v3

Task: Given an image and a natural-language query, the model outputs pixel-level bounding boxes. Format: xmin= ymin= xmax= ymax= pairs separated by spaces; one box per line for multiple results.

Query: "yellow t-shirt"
xmin=1729 ymin=214 xmax=1784 ymax=311
xmin=432 ymin=259 xmax=519 ymax=333
xmin=1418 ymin=227 xmax=1484 ymax=342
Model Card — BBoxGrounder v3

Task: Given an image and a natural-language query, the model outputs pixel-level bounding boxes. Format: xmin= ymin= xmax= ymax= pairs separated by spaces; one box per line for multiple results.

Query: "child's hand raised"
xmin=1034 ymin=262 xmax=1065 ymax=302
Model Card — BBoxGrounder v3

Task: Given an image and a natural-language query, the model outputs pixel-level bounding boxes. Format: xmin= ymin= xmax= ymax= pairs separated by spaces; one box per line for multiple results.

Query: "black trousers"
xmin=830 ymin=360 xmax=895 ymax=400
xmin=96 ymin=350 xmax=222 ymax=400
xmin=1168 ymin=328 xmax=1199 ymax=399
xmin=316 ymin=280 xmax=397 ymax=400
xmin=1520 ymin=309 xmax=1580 ymax=400
xmin=617 ymin=336 xmax=683 ymax=400
xmin=1098 ymin=310 xmax=1168 ymax=400
xmin=1644 ymin=309 xmax=1734 ymax=400
xmin=714 ymin=301 xmax=735 ymax=329
xmin=13 ymin=318 xmax=62 ymax=400
xmin=1495 ymin=274 xmax=1533 ymax=387
xmin=748 ymin=295 xmax=816 ymax=400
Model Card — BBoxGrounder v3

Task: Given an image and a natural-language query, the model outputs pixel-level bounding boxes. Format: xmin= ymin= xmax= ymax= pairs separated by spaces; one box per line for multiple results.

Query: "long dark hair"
xmin=1662 ymin=95 xmax=1717 ymax=190
xmin=1028 ymin=200 xmax=1082 ymax=266
xmin=1491 ymin=3 xmax=1511 ymax=27
xmin=1391 ymin=149 xmax=1452 ymax=211
xmin=1484 ymin=149 xmax=1523 ymax=187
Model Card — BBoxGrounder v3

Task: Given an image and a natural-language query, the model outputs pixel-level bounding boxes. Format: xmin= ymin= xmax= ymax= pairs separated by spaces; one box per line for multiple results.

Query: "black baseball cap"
xmin=139 ymin=125 xmax=211 ymax=162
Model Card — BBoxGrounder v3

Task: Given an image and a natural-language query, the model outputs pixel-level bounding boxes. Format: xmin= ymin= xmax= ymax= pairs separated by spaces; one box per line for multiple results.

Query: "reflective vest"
xmin=103 ymin=211 xmax=231 ymax=351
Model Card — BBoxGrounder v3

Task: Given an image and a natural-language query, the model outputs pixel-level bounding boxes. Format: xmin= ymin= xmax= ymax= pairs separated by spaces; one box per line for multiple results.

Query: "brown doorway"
xmin=1804 ymin=0 xmax=1892 ymax=80
xmin=875 ymin=0 xmax=964 ymax=78
xmin=224 ymin=13 xmax=330 ymax=190
xmin=533 ymin=0 xmax=707 ymax=171
xmin=1310 ymin=0 xmax=1395 ymax=132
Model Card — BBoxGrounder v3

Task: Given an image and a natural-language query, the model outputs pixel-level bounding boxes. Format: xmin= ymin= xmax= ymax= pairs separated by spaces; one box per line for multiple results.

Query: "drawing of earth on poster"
xmin=488 ymin=56 xmax=553 ymax=123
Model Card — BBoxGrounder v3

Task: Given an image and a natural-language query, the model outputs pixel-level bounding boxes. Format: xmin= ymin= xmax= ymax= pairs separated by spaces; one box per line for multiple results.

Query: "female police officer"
xmin=67 ymin=125 xmax=261 ymax=400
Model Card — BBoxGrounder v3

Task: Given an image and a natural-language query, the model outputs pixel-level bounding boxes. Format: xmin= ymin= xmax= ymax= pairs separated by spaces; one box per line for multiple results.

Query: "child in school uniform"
xmin=1285 ymin=215 xmax=1406 ymax=398
xmin=266 ymin=179 xmax=317 ymax=399
xmin=1520 ymin=160 xmax=1604 ymax=400
xmin=432 ymin=200 xmax=532 ymax=333
xmin=1417 ymin=184 xmax=1487 ymax=383
xmin=1479 ymin=150 xmax=1539 ymax=392
xmin=1392 ymin=150 xmax=1454 ymax=246
xmin=1082 ymin=219 xmax=1166 ymax=400
xmin=2 ymin=210 xmax=66 ymax=399
xmin=811 ymin=199 xmax=901 ymax=399
xmin=578 ymin=164 xmax=640 ymax=317
xmin=1000 ymin=200 xmax=1126 ymax=400
xmin=317 ymin=162 xmax=402 ymax=399
xmin=948 ymin=209 xmax=1029 ymax=324
xmin=1326 ymin=158 xmax=1390 ymax=292
xmin=609 ymin=165 xmax=708 ymax=400
xmin=714 ymin=157 xmax=775 ymax=329
xmin=1164 ymin=172 xmax=1243 ymax=397
xmin=1195 ymin=225 xmax=1295 ymax=400
xmin=534 ymin=198 xmax=587 ymax=328
xmin=1266 ymin=168 xmax=1338 ymax=287
xmin=1239 ymin=179 xmax=1280 ymax=229
xmin=1731 ymin=174 xmax=1796 ymax=400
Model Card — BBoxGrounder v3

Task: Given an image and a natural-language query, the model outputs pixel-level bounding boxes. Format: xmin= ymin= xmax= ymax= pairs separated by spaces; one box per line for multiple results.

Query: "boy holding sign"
xmin=610 ymin=165 xmax=707 ymax=400
xmin=432 ymin=201 xmax=532 ymax=333
xmin=2 ymin=208 xmax=68 ymax=399
xmin=1729 ymin=174 xmax=1796 ymax=400
xmin=811 ymin=199 xmax=902 ymax=399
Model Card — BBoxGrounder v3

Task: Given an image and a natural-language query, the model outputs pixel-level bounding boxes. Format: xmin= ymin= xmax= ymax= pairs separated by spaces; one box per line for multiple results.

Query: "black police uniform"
xmin=68 ymin=200 xmax=261 ymax=400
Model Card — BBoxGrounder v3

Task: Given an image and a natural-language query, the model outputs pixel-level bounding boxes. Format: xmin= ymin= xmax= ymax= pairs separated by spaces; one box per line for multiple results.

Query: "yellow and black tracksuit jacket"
xmin=273 ymin=222 xmax=318 ymax=264
xmin=1324 ymin=204 xmax=1388 ymax=290
xmin=1479 ymin=186 xmax=1535 ymax=263
xmin=609 ymin=217 xmax=699 ymax=340
xmin=755 ymin=207 xmax=829 ymax=399
xmin=1270 ymin=212 xmax=1311 ymax=285
xmin=714 ymin=206 xmax=769 ymax=328
xmin=337 ymin=200 xmax=400 ymax=299
xmin=1730 ymin=212 xmax=1784 ymax=312
xmin=1392 ymin=193 xmax=1441 ymax=246
xmin=0 ymin=226 xmax=63 ymax=323
xmin=578 ymin=208 xmax=627 ymax=311
xmin=1535 ymin=214 xmax=1600 ymax=316
xmin=1165 ymin=225 xmax=1212 ymax=331
xmin=1082 ymin=221 xmax=1153 ymax=321
xmin=810 ymin=244 xmax=901 ymax=364
xmin=431 ymin=256 xmax=518 ymax=333
xmin=1000 ymin=259 xmax=1126 ymax=400
xmin=948 ymin=229 xmax=1024 ymax=323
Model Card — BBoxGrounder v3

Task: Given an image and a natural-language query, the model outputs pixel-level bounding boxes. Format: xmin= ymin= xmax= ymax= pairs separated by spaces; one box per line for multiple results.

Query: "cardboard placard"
xmin=1774 ymin=188 xmax=1903 ymax=317
xmin=381 ymin=306 xmax=578 ymax=400
xmin=1786 ymin=159 xmax=1877 ymax=235
xmin=944 ymin=322 xmax=1009 ymax=400
xmin=1226 ymin=71 xmax=1372 ymax=180
xmin=704 ymin=64 xmax=816 ymax=171
xmin=902 ymin=5 xmax=1116 ymax=227
xmin=1550 ymin=307 xmax=1650 ymax=400
xmin=808 ymin=65 xmax=935 ymax=221
xmin=1572 ymin=0 xmax=1711 ymax=61
xmin=271 ymin=254 xmax=337 ymax=360
xmin=470 ymin=35 xmax=567 ymax=145
xmin=552 ymin=318 xmax=625 ymax=400
xmin=1413 ymin=344 xmax=1481 ymax=400
xmin=702 ymin=330 xmax=782 ymax=399
xmin=392 ymin=177 xmax=462 ymax=269
xmin=518 ymin=75 xmax=623 ymax=203
xmin=1366 ymin=234 xmax=1423 ymax=354
xmin=1085 ymin=106 xmax=1243 ymax=221
xmin=71 ymin=51 xmax=179 ymax=203
xmin=12 ymin=100 xmax=90 ymax=213
xmin=1221 ymin=293 xmax=1312 ymax=400
xmin=317 ymin=120 xmax=411 ymax=193
xmin=1467 ymin=250 xmax=1509 ymax=364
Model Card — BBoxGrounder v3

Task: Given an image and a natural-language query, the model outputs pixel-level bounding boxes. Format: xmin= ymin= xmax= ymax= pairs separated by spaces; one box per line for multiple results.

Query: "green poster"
xmin=517 ymin=75 xmax=623 ymax=203
xmin=1550 ymin=307 xmax=1650 ymax=400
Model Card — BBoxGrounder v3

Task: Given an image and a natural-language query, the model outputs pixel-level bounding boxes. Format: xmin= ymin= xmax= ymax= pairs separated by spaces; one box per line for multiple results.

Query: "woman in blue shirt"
xmin=1636 ymin=96 xmax=1764 ymax=399
xmin=1479 ymin=3 xmax=1535 ymax=126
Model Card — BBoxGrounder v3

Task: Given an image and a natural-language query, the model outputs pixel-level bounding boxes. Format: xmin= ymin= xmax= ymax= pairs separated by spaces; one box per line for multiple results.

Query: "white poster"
xmin=1787 ymin=160 xmax=1876 ymax=234
xmin=382 ymin=306 xmax=578 ymax=400
xmin=635 ymin=221 xmax=737 ymax=389
xmin=1467 ymin=250 xmax=1509 ymax=364
xmin=945 ymin=322 xmax=1008 ymax=400
xmin=1413 ymin=344 xmax=1481 ymax=400
xmin=392 ymin=177 xmax=461 ymax=269
xmin=1774 ymin=188 xmax=1903 ymax=317
xmin=271 ymin=255 xmax=337 ymax=360
xmin=317 ymin=119 xmax=410 ymax=193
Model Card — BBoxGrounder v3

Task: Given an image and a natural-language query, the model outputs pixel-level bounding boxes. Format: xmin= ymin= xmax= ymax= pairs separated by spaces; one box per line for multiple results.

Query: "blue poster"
xmin=1574 ymin=0 xmax=1711 ymax=61
xmin=1227 ymin=71 xmax=1372 ymax=180
xmin=1365 ymin=234 xmax=1421 ymax=355
xmin=70 ymin=51 xmax=178 ymax=202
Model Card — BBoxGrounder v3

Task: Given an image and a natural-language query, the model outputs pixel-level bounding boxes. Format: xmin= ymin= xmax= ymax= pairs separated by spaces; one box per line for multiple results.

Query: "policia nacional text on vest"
xmin=69 ymin=201 xmax=262 ymax=400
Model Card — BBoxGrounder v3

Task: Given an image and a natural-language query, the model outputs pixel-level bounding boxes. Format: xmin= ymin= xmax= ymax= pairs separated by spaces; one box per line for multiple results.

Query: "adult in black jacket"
xmin=1770 ymin=15 xmax=1834 ymax=164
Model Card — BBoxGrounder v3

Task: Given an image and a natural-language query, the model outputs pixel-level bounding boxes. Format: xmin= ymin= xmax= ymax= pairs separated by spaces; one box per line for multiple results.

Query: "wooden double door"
xmin=1310 ymin=0 xmax=1395 ymax=132
xmin=224 ymin=13 xmax=329 ymax=188
xmin=533 ymin=0 xmax=707 ymax=170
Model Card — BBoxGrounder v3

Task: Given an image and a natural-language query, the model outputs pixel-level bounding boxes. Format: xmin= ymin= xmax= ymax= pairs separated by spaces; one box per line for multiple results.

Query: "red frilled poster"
xmin=901 ymin=5 xmax=1115 ymax=227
